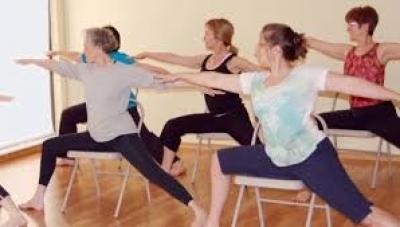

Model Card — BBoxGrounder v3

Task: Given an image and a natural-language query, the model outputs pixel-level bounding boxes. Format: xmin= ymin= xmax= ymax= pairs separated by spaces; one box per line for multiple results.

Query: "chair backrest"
xmin=312 ymin=113 xmax=328 ymax=134
xmin=135 ymin=102 xmax=145 ymax=133
xmin=251 ymin=121 xmax=261 ymax=146
xmin=331 ymin=93 xmax=340 ymax=111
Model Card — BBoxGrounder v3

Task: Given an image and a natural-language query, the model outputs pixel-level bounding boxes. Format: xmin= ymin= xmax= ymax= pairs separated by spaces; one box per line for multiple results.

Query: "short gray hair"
xmin=85 ymin=27 xmax=118 ymax=53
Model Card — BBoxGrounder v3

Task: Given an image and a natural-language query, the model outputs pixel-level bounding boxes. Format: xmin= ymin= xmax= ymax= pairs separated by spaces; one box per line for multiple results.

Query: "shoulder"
xmin=109 ymin=51 xmax=135 ymax=64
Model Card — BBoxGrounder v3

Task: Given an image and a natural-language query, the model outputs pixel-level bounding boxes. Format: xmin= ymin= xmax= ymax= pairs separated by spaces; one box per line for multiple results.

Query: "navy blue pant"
xmin=0 ymin=185 xmax=9 ymax=198
xmin=39 ymin=133 xmax=193 ymax=205
xmin=218 ymin=138 xmax=372 ymax=224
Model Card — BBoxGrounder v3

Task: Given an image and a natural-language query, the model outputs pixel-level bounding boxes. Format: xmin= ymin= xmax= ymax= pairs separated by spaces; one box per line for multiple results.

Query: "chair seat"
xmin=196 ymin=133 xmax=233 ymax=140
xmin=67 ymin=150 xmax=122 ymax=160
xmin=327 ymin=129 xmax=376 ymax=138
xmin=234 ymin=176 xmax=305 ymax=191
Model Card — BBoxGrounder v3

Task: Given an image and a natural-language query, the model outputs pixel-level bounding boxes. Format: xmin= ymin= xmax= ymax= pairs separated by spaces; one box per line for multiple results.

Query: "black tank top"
xmin=200 ymin=54 xmax=246 ymax=115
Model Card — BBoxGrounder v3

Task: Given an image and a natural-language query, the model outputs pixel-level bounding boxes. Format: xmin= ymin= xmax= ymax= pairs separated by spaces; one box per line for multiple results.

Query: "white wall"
xmin=56 ymin=0 xmax=400 ymax=152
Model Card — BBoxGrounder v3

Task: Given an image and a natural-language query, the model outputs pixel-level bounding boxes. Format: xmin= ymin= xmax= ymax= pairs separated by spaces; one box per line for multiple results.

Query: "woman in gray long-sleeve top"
xmin=15 ymin=27 xmax=207 ymax=226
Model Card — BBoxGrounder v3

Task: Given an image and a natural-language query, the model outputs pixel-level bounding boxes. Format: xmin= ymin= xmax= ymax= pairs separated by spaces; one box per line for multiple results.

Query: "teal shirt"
xmin=81 ymin=51 xmax=137 ymax=108
xmin=240 ymin=65 xmax=328 ymax=167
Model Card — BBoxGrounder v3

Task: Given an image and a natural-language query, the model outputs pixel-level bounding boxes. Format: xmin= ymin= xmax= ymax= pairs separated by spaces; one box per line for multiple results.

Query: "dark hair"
xmin=345 ymin=6 xmax=378 ymax=35
xmin=262 ymin=23 xmax=307 ymax=61
xmin=205 ymin=18 xmax=238 ymax=54
xmin=102 ymin=25 xmax=121 ymax=51
xmin=85 ymin=27 xmax=119 ymax=53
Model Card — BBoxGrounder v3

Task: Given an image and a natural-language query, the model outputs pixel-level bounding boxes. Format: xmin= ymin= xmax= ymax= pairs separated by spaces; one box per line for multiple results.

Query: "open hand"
xmin=14 ymin=59 xmax=33 ymax=65
xmin=0 ymin=95 xmax=14 ymax=102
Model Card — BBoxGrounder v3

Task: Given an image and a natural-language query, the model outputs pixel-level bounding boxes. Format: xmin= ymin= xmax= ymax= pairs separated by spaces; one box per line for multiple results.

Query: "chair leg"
xmin=191 ymin=137 xmax=203 ymax=183
xmin=142 ymin=176 xmax=151 ymax=204
xmin=325 ymin=204 xmax=332 ymax=227
xmin=254 ymin=187 xmax=265 ymax=227
xmin=61 ymin=160 xmax=80 ymax=212
xmin=114 ymin=166 xmax=131 ymax=218
xmin=386 ymin=141 xmax=393 ymax=178
xmin=90 ymin=159 xmax=101 ymax=197
xmin=118 ymin=158 xmax=124 ymax=173
xmin=305 ymin=193 xmax=316 ymax=227
xmin=207 ymin=138 xmax=212 ymax=152
xmin=231 ymin=185 xmax=246 ymax=227
xmin=333 ymin=136 xmax=338 ymax=150
xmin=371 ymin=138 xmax=383 ymax=189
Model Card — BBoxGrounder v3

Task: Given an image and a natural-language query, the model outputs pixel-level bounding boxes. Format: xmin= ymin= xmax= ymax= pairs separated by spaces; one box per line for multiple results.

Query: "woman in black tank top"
xmin=201 ymin=54 xmax=247 ymax=115
xmin=135 ymin=18 xmax=260 ymax=174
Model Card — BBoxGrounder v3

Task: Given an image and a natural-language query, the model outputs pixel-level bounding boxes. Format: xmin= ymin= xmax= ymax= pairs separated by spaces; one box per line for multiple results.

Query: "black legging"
xmin=39 ymin=132 xmax=192 ymax=205
xmin=160 ymin=108 xmax=257 ymax=152
xmin=0 ymin=185 xmax=10 ymax=199
xmin=59 ymin=103 xmax=177 ymax=163
xmin=319 ymin=101 xmax=400 ymax=148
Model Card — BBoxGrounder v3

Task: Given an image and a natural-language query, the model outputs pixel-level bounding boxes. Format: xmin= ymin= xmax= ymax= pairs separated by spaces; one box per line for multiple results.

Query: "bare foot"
xmin=362 ymin=206 xmax=400 ymax=227
xmin=19 ymin=198 xmax=44 ymax=212
xmin=1 ymin=215 xmax=28 ymax=227
xmin=293 ymin=189 xmax=311 ymax=203
xmin=170 ymin=160 xmax=187 ymax=177
xmin=56 ymin=158 xmax=75 ymax=167
xmin=189 ymin=201 xmax=208 ymax=227
xmin=191 ymin=207 xmax=208 ymax=227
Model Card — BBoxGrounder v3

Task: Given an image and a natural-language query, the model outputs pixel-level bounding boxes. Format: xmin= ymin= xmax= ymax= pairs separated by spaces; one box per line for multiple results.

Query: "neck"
xmin=270 ymin=58 xmax=293 ymax=78
xmin=355 ymin=35 xmax=374 ymax=48
xmin=212 ymin=45 xmax=230 ymax=56
xmin=94 ymin=52 xmax=113 ymax=66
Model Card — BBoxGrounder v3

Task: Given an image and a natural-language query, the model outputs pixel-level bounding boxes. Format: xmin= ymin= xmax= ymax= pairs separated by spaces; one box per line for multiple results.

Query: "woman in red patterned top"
xmin=307 ymin=5 xmax=400 ymax=148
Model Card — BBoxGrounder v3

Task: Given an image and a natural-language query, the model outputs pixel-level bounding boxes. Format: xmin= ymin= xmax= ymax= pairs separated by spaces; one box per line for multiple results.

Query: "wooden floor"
xmin=0 ymin=145 xmax=399 ymax=227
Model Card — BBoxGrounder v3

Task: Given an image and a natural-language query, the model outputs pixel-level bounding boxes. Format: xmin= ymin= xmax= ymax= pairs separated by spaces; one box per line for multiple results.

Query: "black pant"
xmin=39 ymin=133 xmax=192 ymax=205
xmin=160 ymin=108 xmax=258 ymax=152
xmin=319 ymin=101 xmax=400 ymax=148
xmin=59 ymin=103 xmax=172 ymax=163
xmin=0 ymin=185 xmax=9 ymax=198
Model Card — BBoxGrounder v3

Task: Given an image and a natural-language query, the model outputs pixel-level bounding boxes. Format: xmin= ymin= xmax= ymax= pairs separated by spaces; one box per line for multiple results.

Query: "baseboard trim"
xmin=0 ymin=145 xmax=41 ymax=163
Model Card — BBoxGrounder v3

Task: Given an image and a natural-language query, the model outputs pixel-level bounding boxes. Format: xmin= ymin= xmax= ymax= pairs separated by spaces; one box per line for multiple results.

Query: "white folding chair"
xmin=191 ymin=132 xmax=235 ymax=183
xmin=60 ymin=102 xmax=151 ymax=218
xmin=231 ymin=114 xmax=332 ymax=227
xmin=325 ymin=93 xmax=392 ymax=189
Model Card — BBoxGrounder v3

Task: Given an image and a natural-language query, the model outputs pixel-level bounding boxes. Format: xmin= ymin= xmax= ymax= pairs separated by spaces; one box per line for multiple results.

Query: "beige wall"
xmin=54 ymin=0 xmax=400 ymax=152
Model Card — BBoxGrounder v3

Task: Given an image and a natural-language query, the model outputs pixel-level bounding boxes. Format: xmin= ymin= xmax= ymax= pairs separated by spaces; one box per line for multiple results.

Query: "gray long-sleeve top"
xmin=51 ymin=60 xmax=161 ymax=142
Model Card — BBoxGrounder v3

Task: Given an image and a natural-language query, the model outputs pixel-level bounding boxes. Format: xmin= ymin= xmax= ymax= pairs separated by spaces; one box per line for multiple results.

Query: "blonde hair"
xmin=85 ymin=27 xmax=118 ymax=53
xmin=205 ymin=18 xmax=238 ymax=54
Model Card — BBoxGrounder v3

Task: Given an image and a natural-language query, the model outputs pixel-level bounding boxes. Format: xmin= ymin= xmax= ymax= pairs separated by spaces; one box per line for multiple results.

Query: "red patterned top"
xmin=344 ymin=43 xmax=385 ymax=108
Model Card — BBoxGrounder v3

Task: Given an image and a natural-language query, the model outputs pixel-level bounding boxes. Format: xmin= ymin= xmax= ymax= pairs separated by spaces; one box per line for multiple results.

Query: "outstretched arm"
xmin=156 ymin=72 xmax=243 ymax=94
xmin=325 ymin=71 xmax=400 ymax=101
xmin=160 ymin=80 xmax=225 ymax=97
xmin=0 ymin=94 xmax=13 ymax=102
xmin=136 ymin=63 xmax=170 ymax=74
xmin=16 ymin=59 xmax=60 ymax=72
xmin=380 ymin=43 xmax=400 ymax=64
xmin=46 ymin=51 xmax=81 ymax=63
xmin=135 ymin=52 xmax=206 ymax=69
xmin=307 ymin=37 xmax=352 ymax=61
xmin=15 ymin=59 xmax=81 ymax=80
xmin=229 ymin=56 xmax=263 ymax=73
